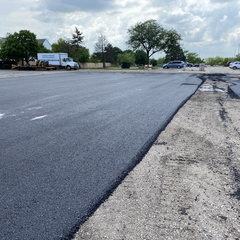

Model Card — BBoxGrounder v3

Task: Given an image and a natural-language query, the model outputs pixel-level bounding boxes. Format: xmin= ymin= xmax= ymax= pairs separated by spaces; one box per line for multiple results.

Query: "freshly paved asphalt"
xmin=0 ymin=72 xmax=202 ymax=239
xmin=227 ymin=78 xmax=240 ymax=99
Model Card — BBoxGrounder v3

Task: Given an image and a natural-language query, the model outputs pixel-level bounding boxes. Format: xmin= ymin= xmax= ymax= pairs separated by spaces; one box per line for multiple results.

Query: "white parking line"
xmin=30 ymin=115 xmax=47 ymax=121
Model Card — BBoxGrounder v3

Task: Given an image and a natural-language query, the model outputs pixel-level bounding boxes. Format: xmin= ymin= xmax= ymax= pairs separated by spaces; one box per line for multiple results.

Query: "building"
xmin=37 ymin=39 xmax=51 ymax=50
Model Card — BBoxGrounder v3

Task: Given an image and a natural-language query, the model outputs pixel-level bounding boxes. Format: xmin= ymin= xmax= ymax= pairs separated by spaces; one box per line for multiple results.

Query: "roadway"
xmin=1 ymin=72 xmax=202 ymax=239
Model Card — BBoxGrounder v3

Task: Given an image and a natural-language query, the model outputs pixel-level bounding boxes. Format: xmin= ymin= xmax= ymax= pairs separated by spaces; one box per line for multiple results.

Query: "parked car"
xmin=227 ymin=61 xmax=233 ymax=66
xmin=229 ymin=62 xmax=240 ymax=70
xmin=193 ymin=64 xmax=199 ymax=67
xmin=186 ymin=63 xmax=193 ymax=67
xmin=163 ymin=61 xmax=185 ymax=69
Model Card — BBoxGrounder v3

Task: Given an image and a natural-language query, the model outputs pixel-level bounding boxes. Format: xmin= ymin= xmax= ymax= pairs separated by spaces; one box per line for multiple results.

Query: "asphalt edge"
xmin=228 ymin=85 xmax=240 ymax=99
xmin=62 ymin=75 xmax=205 ymax=240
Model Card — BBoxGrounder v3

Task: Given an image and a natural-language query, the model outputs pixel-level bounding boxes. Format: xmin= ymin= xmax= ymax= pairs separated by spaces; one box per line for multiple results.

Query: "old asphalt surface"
xmin=1 ymin=67 xmax=240 ymax=239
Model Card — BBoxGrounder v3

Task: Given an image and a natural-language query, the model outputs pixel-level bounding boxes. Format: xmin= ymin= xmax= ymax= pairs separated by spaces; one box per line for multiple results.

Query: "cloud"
xmin=1 ymin=0 xmax=240 ymax=58
xmin=37 ymin=0 xmax=115 ymax=13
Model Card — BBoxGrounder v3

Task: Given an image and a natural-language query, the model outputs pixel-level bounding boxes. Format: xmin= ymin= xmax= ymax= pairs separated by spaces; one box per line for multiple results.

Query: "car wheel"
xmin=177 ymin=65 xmax=181 ymax=69
xmin=164 ymin=66 xmax=167 ymax=69
xmin=66 ymin=65 xmax=71 ymax=70
xmin=233 ymin=66 xmax=237 ymax=70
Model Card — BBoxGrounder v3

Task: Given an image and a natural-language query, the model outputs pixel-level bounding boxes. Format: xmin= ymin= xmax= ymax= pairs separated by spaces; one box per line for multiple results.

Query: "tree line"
xmin=1 ymin=19 xmax=229 ymax=68
xmin=204 ymin=55 xmax=240 ymax=66
xmin=0 ymin=19 xmax=184 ymax=67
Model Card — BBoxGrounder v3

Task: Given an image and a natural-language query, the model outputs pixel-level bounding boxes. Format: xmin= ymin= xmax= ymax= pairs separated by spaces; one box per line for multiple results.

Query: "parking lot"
xmin=0 ymin=66 xmax=239 ymax=79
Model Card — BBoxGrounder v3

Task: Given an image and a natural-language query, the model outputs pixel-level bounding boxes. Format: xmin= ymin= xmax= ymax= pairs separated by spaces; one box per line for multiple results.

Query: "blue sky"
xmin=1 ymin=0 xmax=240 ymax=59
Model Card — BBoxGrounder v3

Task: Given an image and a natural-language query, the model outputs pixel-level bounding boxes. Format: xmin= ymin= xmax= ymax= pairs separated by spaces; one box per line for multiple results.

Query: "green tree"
xmin=38 ymin=43 xmax=51 ymax=53
xmin=165 ymin=44 xmax=185 ymax=62
xmin=51 ymin=38 xmax=67 ymax=52
xmin=150 ymin=58 xmax=157 ymax=66
xmin=205 ymin=55 xmax=224 ymax=66
xmin=157 ymin=57 xmax=165 ymax=65
xmin=204 ymin=57 xmax=215 ymax=66
xmin=123 ymin=49 xmax=134 ymax=54
xmin=221 ymin=57 xmax=235 ymax=66
xmin=89 ymin=53 xmax=100 ymax=63
xmin=184 ymin=51 xmax=201 ymax=64
xmin=116 ymin=52 xmax=135 ymax=66
xmin=78 ymin=47 xmax=90 ymax=63
xmin=71 ymin=27 xmax=84 ymax=67
xmin=105 ymin=43 xmax=115 ymax=63
xmin=127 ymin=19 xmax=182 ymax=65
xmin=214 ymin=56 xmax=223 ymax=65
xmin=51 ymin=37 xmax=75 ymax=60
xmin=235 ymin=54 xmax=240 ymax=61
xmin=135 ymin=50 xmax=147 ymax=65
xmin=221 ymin=58 xmax=229 ymax=66
xmin=0 ymin=30 xmax=38 ymax=65
xmin=112 ymin=47 xmax=122 ymax=64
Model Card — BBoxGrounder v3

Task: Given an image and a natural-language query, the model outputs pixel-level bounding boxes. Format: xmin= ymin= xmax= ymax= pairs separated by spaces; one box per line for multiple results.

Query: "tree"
xmin=205 ymin=56 xmax=226 ymax=66
xmin=89 ymin=53 xmax=100 ymax=63
xmin=51 ymin=38 xmax=76 ymax=60
xmin=95 ymin=34 xmax=109 ymax=68
xmin=204 ymin=57 xmax=214 ymax=66
xmin=0 ymin=30 xmax=38 ymax=65
xmin=38 ymin=43 xmax=51 ymax=53
xmin=116 ymin=52 xmax=135 ymax=66
xmin=164 ymin=43 xmax=185 ymax=62
xmin=104 ymin=43 xmax=114 ymax=63
xmin=221 ymin=57 xmax=234 ymax=66
xmin=126 ymin=19 xmax=182 ymax=65
xmin=135 ymin=50 xmax=147 ymax=65
xmin=157 ymin=57 xmax=165 ymax=65
xmin=51 ymin=38 xmax=67 ymax=53
xmin=112 ymin=47 xmax=122 ymax=64
xmin=71 ymin=27 xmax=84 ymax=68
xmin=78 ymin=47 xmax=90 ymax=63
xmin=184 ymin=51 xmax=202 ymax=64
xmin=150 ymin=58 xmax=157 ymax=66
xmin=123 ymin=49 xmax=134 ymax=54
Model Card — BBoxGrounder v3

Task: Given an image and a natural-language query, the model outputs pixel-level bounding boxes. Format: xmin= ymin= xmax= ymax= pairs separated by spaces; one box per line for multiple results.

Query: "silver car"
xmin=229 ymin=62 xmax=240 ymax=70
xmin=163 ymin=61 xmax=185 ymax=69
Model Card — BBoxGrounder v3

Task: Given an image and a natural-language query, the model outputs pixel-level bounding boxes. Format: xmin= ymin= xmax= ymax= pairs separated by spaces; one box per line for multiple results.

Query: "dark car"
xmin=227 ymin=61 xmax=233 ymax=66
xmin=163 ymin=61 xmax=185 ymax=69
xmin=193 ymin=64 xmax=199 ymax=67
xmin=186 ymin=63 xmax=193 ymax=67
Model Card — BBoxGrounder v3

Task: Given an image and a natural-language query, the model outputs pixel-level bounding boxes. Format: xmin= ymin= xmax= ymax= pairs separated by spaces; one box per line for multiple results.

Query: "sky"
xmin=0 ymin=0 xmax=240 ymax=59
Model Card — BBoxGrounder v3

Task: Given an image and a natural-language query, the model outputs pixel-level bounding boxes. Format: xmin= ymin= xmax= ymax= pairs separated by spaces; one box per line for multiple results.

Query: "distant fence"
xmin=79 ymin=62 xmax=112 ymax=69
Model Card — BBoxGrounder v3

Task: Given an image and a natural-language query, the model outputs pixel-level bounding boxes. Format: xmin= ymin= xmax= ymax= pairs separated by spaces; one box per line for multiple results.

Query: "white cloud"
xmin=220 ymin=15 xmax=228 ymax=22
xmin=1 ymin=0 xmax=240 ymax=58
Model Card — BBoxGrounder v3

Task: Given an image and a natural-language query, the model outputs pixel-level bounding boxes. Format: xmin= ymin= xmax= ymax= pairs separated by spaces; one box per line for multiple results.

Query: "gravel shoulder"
xmin=74 ymin=79 xmax=240 ymax=239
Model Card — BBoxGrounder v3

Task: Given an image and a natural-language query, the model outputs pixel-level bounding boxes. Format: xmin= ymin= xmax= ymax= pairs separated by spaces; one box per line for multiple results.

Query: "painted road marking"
xmin=30 ymin=115 xmax=47 ymax=121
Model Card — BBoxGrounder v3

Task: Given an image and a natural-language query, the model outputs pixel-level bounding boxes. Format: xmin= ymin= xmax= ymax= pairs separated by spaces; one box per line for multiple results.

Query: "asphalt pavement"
xmin=0 ymin=72 xmax=202 ymax=239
